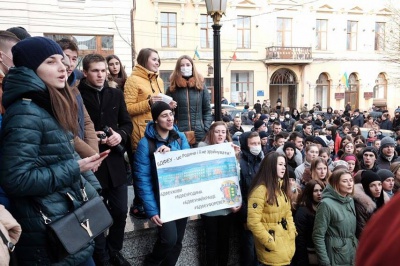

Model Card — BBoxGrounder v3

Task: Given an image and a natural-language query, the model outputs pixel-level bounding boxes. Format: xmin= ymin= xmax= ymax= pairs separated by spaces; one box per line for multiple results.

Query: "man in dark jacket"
xmin=283 ymin=111 xmax=296 ymax=132
xmin=376 ymin=136 xmax=400 ymax=170
xmin=360 ymin=147 xmax=380 ymax=172
xmin=253 ymin=100 xmax=261 ymax=114
xmin=79 ymin=54 xmax=133 ymax=266
xmin=392 ymin=109 xmax=400 ymax=130
xmin=237 ymin=131 xmax=263 ymax=266
xmin=351 ymin=109 xmax=364 ymax=127
xmin=380 ymin=111 xmax=393 ymax=130
xmin=229 ymin=116 xmax=244 ymax=136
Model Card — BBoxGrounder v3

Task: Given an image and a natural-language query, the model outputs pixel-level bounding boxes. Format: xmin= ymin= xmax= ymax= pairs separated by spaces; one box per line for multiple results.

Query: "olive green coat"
xmin=312 ymin=184 xmax=358 ymax=266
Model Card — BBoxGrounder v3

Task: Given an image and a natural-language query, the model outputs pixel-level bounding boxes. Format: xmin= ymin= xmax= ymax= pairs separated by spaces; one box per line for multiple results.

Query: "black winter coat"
xmin=166 ymin=79 xmax=212 ymax=144
xmin=79 ymin=79 xmax=133 ymax=189
xmin=0 ymin=67 xmax=100 ymax=265
xmin=293 ymin=206 xmax=316 ymax=265
xmin=351 ymin=115 xmax=364 ymax=127
xmin=238 ymin=150 xmax=262 ymax=223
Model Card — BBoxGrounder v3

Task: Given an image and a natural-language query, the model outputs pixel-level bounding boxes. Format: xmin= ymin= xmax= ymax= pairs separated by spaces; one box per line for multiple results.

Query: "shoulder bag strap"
xmin=0 ymin=228 xmax=15 ymax=252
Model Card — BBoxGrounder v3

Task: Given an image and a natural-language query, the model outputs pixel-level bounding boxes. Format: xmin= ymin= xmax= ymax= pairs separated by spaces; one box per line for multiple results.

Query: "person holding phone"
xmin=0 ymin=36 xmax=105 ymax=265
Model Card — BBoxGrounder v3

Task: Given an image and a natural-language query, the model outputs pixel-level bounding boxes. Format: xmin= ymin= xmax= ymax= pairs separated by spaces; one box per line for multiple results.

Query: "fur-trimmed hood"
xmin=353 ymin=183 xmax=390 ymax=214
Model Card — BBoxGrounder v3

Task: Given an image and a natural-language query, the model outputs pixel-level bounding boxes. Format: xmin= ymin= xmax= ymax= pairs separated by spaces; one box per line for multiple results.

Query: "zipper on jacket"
xmin=40 ymin=210 xmax=52 ymax=224
xmin=186 ymin=88 xmax=191 ymax=131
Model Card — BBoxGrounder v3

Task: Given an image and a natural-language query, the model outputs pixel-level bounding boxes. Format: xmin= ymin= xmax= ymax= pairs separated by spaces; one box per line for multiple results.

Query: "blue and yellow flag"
xmin=341 ymin=72 xmax=349 ymax=88
xmin=193 ymin=46 xmax=200 ymax=60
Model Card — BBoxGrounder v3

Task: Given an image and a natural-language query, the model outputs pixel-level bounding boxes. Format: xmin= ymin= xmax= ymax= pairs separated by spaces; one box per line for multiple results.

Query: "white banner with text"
xmin=154 ymin=142 xmax=242 ymax=222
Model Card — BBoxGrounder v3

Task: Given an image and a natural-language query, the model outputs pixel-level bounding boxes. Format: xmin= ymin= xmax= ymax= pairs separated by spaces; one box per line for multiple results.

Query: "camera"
xmin=99 ymin=126 xmax=125 ymax=154
xmin=97 ymin=132 xmax=107 ymax=140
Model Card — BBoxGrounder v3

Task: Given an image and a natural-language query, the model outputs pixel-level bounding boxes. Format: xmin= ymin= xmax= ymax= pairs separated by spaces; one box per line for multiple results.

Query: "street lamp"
xmin=205 ymin=0 xmax=227 ymax=121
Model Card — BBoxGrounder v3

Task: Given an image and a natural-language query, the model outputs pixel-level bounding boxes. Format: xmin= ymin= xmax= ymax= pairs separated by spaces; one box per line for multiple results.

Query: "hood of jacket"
xmin=322 ymin=183 xmax=353 ymax=204
xmin=353 ymin=183 xmax=377 ymax=214
xmin=353 ymin=183 xmax=390 ymax=213
xmin=2 ymin=67 xmax=46 ymax=109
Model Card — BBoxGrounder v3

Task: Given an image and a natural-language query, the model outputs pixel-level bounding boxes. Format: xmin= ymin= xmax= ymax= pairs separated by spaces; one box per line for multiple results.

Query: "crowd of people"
xmin=0 ymin=27 xmax=398 ymax=266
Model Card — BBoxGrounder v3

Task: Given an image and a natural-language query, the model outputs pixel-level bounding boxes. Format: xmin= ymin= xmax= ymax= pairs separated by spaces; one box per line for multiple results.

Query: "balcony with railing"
xmin=265 ymin=46 xmax=313 ymax=64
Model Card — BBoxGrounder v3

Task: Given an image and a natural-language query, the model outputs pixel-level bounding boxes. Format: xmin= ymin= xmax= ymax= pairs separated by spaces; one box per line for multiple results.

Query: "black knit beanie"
xmin=283 ymin=141 xmax=297 ymax=153
xmin=377 ymin=169 xmax=394 ymax=182
xmin=151 ymin=101 xmax=172 ymax=121
xmin=361 ymin=171 xmax=384 ymax=205
xmin=12 ymin=36 xmax=64 ymax=71
xmin=6 ymin=26 xmax=31 ymax=40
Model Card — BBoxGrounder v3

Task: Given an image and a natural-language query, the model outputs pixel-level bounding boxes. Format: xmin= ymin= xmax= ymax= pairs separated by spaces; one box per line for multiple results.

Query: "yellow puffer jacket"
xmin=247 ymin=184 xmax=296 ymax=266
xmin=124 ymin=64 xmax=164 ymax=150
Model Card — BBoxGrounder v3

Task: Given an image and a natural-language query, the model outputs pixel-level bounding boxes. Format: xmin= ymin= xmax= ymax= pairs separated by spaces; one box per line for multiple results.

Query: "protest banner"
xmin=154 ymin=142 xmax=242 ymax=222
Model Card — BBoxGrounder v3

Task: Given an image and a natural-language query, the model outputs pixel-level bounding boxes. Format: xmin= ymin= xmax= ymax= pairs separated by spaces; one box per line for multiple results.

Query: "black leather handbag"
xmin=43 ymin=179 xmax=113 ymax=261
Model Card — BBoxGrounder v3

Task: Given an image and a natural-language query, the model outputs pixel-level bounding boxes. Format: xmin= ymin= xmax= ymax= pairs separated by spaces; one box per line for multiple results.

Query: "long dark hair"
xmin=249 ymin=152 xmax=290 ymax=205
xmin=49 ymin=82 xmax=78 ymax=136
xmin=106 ymin=54 xmax=127 ymax=80
xmin=297 ymin=179 xmax=325 ymax=213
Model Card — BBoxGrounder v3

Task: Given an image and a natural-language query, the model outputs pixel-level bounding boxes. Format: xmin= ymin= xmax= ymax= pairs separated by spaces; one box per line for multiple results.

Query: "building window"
xmin=237 ymin=16 xmax=251 ymax=49
xmin=347 ymin=21 xmax=358 ymax=51
xmin=231 ymin=71 xmax=254 ymax=105
xmin=315 ymin=73 xmax=329 ymax=109
xmin=44 ymin=34 xmax=114 ymax=68
xmin=375 ymin=22 xmax=385 ymax=51
xmin=373 ymin=73 xmax=387 ymax=98
xmin=161 ymin=12 xmax=177 ymax=47
xmin=277 ymin=18 xmax=292 ymax=47
xmin=345 ymin=73 xmax=359 ymax=110
xmin=315 ymin=19 xmax=327 ymax=50
xmin=159 ymin=70 xmax=173 ymax=92
xmin=200 ymin=14 xmax=213 ymax=48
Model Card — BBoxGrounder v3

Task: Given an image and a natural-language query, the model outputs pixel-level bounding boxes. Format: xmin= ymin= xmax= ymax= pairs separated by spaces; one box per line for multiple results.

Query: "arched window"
xmin=315 ymin=73 xmax=330 ymax=109
xmin=345 ymin=73 xmax=359 ymax=110
xmin=270 ymin=68 xmax=297 ymax=109
xmin=373 ymin=73 xmax=387 ymax=99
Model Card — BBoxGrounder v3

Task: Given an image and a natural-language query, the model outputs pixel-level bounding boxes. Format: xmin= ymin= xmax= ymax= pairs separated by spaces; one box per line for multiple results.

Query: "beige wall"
xmin=0 ymin=0 xmax=133 ymax=72
xmin=134 ymin=0 xmax=399 ymax=114
xmin=2 ymin=0 xmax=398 ymax=114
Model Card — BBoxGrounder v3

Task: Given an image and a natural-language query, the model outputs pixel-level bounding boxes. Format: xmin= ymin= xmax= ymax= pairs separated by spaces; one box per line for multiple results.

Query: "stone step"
xmin=120 ymin=186 xmax=240 ymax=265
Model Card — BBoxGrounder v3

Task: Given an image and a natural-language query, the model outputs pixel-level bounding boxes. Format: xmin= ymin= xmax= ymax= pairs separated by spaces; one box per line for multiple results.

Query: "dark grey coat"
xmin=166 ymin=84 xmax=212 ymax=143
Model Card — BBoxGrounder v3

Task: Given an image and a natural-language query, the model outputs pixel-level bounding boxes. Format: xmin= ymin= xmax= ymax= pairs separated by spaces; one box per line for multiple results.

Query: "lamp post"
xmin=205 ymin=0 xmax=227 ymax=122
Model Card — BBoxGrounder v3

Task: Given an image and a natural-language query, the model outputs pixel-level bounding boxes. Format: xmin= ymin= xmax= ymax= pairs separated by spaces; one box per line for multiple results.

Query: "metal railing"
xmin=266 ymin=46 xmax=312 ymax=60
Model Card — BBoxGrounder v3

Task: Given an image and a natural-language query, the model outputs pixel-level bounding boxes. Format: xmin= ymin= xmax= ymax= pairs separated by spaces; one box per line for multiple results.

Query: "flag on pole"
xmin=193 ymin=46 xmax=200 ymax=60
xmin=341 ymin=72 xmax=349 ymax=88
xmin=232 ymin=52 xmax=237 ymax=60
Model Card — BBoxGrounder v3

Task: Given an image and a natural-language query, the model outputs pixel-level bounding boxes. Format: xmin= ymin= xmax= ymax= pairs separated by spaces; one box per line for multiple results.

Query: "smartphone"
xmin=99 ymin=150 xmax=110 ymax=158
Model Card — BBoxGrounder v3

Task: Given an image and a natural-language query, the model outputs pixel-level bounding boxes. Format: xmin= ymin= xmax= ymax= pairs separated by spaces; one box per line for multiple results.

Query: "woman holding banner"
xmin=134 ymin=101 xmax=190 ymax=265
xmin=198 ymin=121 xmax=241 ymax=266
